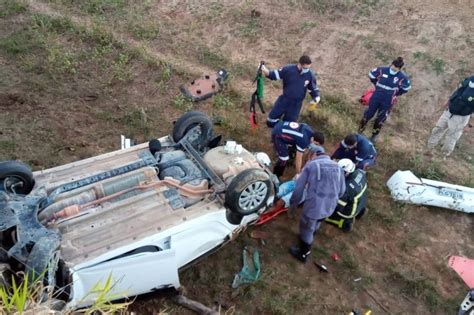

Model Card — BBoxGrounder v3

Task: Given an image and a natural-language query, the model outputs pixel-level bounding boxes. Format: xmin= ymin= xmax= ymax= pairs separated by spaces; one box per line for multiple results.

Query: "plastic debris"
xmin=231 ymin=247 xmax=261 ymax=288
xmin=314 ymin=262 xmax=329 ymax=273
xmin=331 ymin=252 xmax=339 ymax=261
xmin=353 ymin=277 xmax=362 ymax=282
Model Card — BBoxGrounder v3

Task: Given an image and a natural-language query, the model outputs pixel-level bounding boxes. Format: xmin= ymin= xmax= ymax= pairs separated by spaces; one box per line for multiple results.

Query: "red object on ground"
xmin=448 ymin=256 xmax=474 ymax=288
xmin=255 ymin=207 xmax=288 ymax=226
xmin=359 ymin=87 xmax=374 ymax=106
xmin=331 ymin=252 xmax=339 ymax=261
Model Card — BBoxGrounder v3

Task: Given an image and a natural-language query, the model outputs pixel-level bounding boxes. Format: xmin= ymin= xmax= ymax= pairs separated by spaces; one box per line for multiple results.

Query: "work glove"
xmin=310 ymin=96 xmax=320 ymax=105
xmin=308 ymin=96 xmax=320 ymax=112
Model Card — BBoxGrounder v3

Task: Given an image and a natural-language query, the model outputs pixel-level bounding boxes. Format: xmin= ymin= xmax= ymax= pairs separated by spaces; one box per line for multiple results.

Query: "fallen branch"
xmin=364 ymin=289 xmax=392 ymax=314
xmin=172 ymin=295 xmax=219 ymax=315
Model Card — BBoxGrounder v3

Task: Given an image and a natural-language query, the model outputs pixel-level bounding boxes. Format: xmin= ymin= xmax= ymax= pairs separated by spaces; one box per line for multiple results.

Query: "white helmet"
xmin=255 ymin=152 xmax=271 ymax=167
xmin=338 ymin=158 xmax=355 ymax=173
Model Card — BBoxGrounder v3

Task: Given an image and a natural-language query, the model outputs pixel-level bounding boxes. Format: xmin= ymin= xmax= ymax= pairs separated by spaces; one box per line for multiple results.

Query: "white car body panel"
xmin=386 ymin=170 xmax=474 ymax=213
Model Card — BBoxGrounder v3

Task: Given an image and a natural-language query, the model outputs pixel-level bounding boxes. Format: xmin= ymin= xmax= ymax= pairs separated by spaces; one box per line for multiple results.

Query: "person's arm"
xmin=295 ymin=151 xmax=304 ymax=174
xmin=338 ymin=168 xmax=346 ymax=198
xmin=368 ymin=67 xmax=380 ymax=85
xmin=308 ymin=72 xmax=320 ymax=103
xmin=331 ymin=143 xmax=345 ymax=160
xmin=396 ymin=77 xmax=411 ymax=96
xmin=289 ymin=164 xmax=310 ymax=207
xmin=266 ymin=65 xmax=288 ymax=81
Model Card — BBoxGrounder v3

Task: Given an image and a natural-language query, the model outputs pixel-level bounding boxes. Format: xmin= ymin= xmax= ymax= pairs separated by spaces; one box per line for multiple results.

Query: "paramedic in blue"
xmin=271 ymin=121 xmax=325 ymax=178
xmin=358 ymin=57 xmax=412 ymax=142
xmin=261 ymin=55 xmax=320 ymax=127
xmin=331 ymin=133 xmax=377 ymax=171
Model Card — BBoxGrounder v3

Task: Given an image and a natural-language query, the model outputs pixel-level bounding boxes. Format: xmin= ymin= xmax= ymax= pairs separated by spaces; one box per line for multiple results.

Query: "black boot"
xmin=358 ymin=118 xmax=368 ymax=133
xmin=289 ymin=239 xmax=312 ymax=263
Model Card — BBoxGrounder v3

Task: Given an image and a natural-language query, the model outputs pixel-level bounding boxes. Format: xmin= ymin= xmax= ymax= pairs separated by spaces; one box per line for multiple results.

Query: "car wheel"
xmin=26 ymin=239 xmax=60 ymax=288
xmin=172 ymin=112 xmax=213 ymax=150
xmin=0 ymin=161 xmax=34 ymax=195
xmin=225 ymin=169 xmax=272 ymax=216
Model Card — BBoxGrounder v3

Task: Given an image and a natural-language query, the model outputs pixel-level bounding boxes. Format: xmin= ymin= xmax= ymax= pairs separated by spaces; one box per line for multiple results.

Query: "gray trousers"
xmin=299 ymin=214 xmax=323 ymax=245
xmin=427 ymin=110 xmax=470 ymax=155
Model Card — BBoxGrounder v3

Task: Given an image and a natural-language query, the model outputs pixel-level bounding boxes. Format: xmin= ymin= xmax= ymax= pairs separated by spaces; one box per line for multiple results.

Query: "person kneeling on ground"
xmin=331 ymin=133 xmax=377 ymax=171
xmin=288 ymin=145 xmax=346 ymax=263
xmin=325 ymin=159 xmax=368 ymax=232
xmin=271 ymin=120 xmax=325 ymax=178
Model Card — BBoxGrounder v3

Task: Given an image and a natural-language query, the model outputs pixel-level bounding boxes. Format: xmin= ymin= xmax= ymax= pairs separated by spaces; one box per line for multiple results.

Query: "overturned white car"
xmin=0 ymin=112 xmax=277 ymax=309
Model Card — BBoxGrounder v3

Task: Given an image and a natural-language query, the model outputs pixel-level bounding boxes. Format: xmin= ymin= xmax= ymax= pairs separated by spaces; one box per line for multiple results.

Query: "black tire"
xmin=225 ymin=168 xmax=272 ymax=216
xmin=226 ymin=211 xmax=243 ymax=225
xmin=0 ymin=161 xmax=34 ymax=195
xmin=172 ymin=112 xmax=213 ymax=149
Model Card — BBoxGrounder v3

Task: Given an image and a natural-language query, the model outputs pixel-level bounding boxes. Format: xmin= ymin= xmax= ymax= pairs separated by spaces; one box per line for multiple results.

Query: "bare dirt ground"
xmin=1 ymin=0 xmax=473 ymax=314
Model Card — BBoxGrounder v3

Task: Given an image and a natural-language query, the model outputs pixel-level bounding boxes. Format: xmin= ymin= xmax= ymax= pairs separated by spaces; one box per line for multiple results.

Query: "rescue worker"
xmin=267 ymin=143 xmax=325 ymax=212
xmin=288 ymin=145 xmax=346 ymax=263
xmin=331 ymin=133 xmax=377 ymax=171
xmin=271 ymin=120 xmax=325 ymax=178
xmin=325 ymin=159 xmax=368 ymax=232
xmin=359 ymin=57 xmax=412 ymax=142
xmin=261 ymin=55 xmax=320 ymax=127
xmin=427 ymin=75 xmax=474 ymax=158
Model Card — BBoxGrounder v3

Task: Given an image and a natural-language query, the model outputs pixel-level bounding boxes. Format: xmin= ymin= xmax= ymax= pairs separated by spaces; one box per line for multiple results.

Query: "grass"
xmin=172 ymin=94 xmax=194 ymax=112
xmin=412 ymin=51 xmax=445 ymax=75
xmin=0 ymin=0 xmax=27 ymax=17
xmin=385 ymin=267 xmax=458 ymax=313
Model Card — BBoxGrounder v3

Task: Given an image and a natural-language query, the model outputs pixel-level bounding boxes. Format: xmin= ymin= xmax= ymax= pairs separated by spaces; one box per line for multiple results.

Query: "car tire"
xmin=226 ymin=211 xmax=243 ymax=225
xmin=0 ymin=161 xmax=34 ymax=195
xmin=172 ymin=112 xmax=213 ymax=149
xmin=225 ymin=168 xmax=272 ymax=216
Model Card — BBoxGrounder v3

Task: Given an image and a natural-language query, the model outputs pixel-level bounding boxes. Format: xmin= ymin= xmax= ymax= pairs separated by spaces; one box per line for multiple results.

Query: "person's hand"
xmin=311 ymin=96 xmax=321 ymax=105
xmin=259 ymin=64 xmax=269 ymax=76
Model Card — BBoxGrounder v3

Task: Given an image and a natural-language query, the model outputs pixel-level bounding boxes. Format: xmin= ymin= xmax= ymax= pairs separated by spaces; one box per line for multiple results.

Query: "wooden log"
xmin=172 ymin=295 xmax=219 ymax=315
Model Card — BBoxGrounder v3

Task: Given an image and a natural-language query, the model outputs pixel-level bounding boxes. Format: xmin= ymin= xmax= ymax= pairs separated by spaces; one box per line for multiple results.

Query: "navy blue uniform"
xmin=363 ymin=66 xmax=411 ymax=129
xmin=266 ymin=64 xmax=320 ymax=127
xmin=331 ymin=134 xmax=377 ymax=170
xmin=272 ymin=121 xmax=314 ymax=160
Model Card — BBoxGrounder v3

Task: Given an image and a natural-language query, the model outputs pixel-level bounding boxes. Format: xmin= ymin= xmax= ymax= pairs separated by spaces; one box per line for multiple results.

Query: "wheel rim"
xmin=238 ymin=181 xmax=268 ymax=212
xmin=2 ymin=176 xmax=25 ymax=194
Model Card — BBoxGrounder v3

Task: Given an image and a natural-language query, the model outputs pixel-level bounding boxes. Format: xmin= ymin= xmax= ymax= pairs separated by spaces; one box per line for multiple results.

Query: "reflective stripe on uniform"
xmin=402 ymin=85 xmax=412 ymax=91
xmin=267 ymin=117 xmax=279 ymax=122
xmin=282 ymin=129 xmax=304 ymax=137
xmin=274 ymin=70 xmax=281 ymax=80
xmin=337 ymin=183 xmax=367 ymax=219
xmin=376 ymin=82 xmax=398 ymax=91
xmin=325 ymin=217 xmax=344 ymax=228
xmin=279 ymin=155 xmax=290 ymax=161
xmin=337 ymin=199 xmax=348 ymax=206
xmin=368 ymin=71 xmax=376 ymax=79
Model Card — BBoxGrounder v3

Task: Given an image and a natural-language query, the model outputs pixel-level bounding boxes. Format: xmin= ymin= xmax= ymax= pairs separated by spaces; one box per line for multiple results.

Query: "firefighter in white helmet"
xmin=325 ymin=159 xmax=368 ymax=232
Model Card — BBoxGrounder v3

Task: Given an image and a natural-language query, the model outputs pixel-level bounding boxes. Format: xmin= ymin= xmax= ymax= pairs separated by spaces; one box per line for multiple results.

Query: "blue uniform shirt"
xmin=368 ymin=66 xmax=411 ymax=99
xmin=268 ymin=64 xmax=320 ymax=101
xmin=272 ymin=121 xmax=314 ymax=152
xmin=332 ymin=134 xmax=377 ymax=163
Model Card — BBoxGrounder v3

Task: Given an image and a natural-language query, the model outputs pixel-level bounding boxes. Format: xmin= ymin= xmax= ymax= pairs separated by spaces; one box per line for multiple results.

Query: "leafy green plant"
xmin=111 ymin=52 xmax=133 ymax=82
xmin=79 ymin=273 xmax=131 ymax=314
xmin=173 ymin=95 xmax=194 ymax=112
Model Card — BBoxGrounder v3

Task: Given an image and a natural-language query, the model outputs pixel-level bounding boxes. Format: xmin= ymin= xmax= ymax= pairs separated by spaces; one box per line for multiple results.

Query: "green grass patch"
xmin=412 ymin=51 xmax=445 ymax=75
xmin=0 ymin=0 xmax=27 ymax=17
